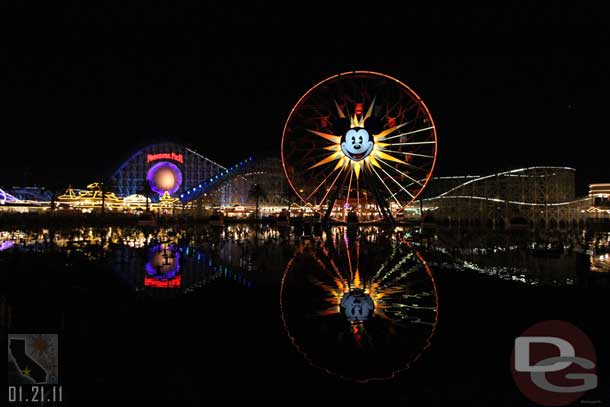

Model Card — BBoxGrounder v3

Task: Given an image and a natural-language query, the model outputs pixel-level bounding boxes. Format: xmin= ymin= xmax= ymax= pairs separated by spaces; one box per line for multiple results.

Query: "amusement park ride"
xmin=281 ymin=71 xmax=438 ymax=224
xmin=278 ymin=72 xmax=439 ymax=381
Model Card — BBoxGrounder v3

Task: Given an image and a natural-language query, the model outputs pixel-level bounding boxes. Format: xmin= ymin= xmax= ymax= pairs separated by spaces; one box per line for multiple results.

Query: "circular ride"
xmin=282 ymin=71 xmax=437 ymax=223
xmin=280 ymin=229 xmax=438 ymax=381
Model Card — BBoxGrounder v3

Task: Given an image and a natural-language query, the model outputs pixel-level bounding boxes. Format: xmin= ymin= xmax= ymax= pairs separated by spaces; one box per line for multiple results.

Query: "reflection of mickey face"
xmin=341 ymin=128 xmax=374 ymax=161
xmin=151 ymin=252 xmax=175 ymax=273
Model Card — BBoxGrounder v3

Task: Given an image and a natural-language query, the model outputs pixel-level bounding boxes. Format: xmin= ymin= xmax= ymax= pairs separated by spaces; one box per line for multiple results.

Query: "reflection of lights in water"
xmin=590 ymin=253 xmax=610 ymax=273
xmin=0 ymin=227 xmax=258 ymax=292
xmin=589 ymin=232 xmax=610 ymax=273
xmin=280 ymin=228 xmax=438 ymax=382
xmin=144 ymin=243 xmax=181 ymax=287
xmin=0 ymin=240 xmax=14 ymax=251
xmin=419 ymin=229 xmax=610 ymax=285
xmin=109 ymin=229 xmax=256 ymax=296
xmin=144 ymin=274 xmax=181 ymax=288
xmin=340 ymin=288 xmax=374 ymax=321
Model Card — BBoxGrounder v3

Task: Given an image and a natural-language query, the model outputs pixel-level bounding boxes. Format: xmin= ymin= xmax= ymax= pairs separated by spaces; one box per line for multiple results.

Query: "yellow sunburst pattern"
xmin=281 ymin=71 xmax=437 ymax=222
xmin=307 ymin=99 xmax=413 ymax=177
xmin=300 ymin=96 xmax=436 ymax=220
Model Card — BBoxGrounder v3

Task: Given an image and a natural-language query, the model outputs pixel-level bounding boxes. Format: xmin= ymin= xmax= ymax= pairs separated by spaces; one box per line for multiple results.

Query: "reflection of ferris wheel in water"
xmin=280 ymin=229 xmax=438 ymax=382
xmin=282 ymin=71 xmax=437 ymax=223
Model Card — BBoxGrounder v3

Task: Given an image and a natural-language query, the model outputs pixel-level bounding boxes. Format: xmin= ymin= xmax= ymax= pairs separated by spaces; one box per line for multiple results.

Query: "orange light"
xmin=154 ymin=168 xmax=176 ymax=191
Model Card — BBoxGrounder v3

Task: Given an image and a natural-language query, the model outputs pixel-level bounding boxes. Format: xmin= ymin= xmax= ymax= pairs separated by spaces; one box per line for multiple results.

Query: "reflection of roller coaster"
xmin=421 ymin=167 xmax=598 ymax=228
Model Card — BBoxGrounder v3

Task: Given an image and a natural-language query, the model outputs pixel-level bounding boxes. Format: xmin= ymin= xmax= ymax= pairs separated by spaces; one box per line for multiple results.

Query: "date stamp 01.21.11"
xmin=8 ymin=333 xmax=64 ymax=406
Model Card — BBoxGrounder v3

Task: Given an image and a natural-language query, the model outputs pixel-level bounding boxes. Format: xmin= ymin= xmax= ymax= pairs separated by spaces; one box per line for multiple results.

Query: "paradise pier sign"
xmin=147 ymin=153 xmax=184 ymax=164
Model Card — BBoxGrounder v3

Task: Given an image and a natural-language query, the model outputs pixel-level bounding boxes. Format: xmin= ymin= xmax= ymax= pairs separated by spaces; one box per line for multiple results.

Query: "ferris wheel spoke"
xmin=378 ymin=158 xmax=424 ymax=186
xmin=317 ymin=167 xmax=348 ymax=207
xmin=307 ymin=152 xmax=342 ymax=170
xmin=377 ymin=256 xmax=410 ymax=285
xmin=378 ymin=126 xmax=436 ymax=141
xmin=310 ymin=102 xmax=333 ymax=121
xmin=370 ymin=244 xmax=401 ymax=284
xmin=343 ymin=231 xmax=354 ymax=280
xmin=364 ymin=97 xmax=376 ymax=121
xmin=344 ymin=170 xmax=354 ymax=220
xmin=379 ymin=148 xmax=434 ymax=160
xmin=305 ymin=166 xmax=342 ymax=201
xmin=375 ymin=150 xmax=408 ymax=165
xmin=356 ymin=239 xmax=360 ymax=272
xmin=373 ymin=122 xmax=409 ymax=141
xmin=306 ymin=129 xmax=341 ymax=144
xmin=356 ymin=176 xmax=360 ymax=213
xmin=313 ymin=251 xmax=343 ymax=281
xmin=377 ymin=165 xmax=415 ymax=199
xmin=380 ymin=266 xmax=418 ymax=290
xmin=370 ymin=165 xmax=403 ymax=208
xmin=334 ymin=100 xmax=346 ymax=118
xmin=401 ymin=179 xmax=426 ymax=190
xmin=376 ymin=150 xmax=429 ymax=172
xmin=381 ymin=101 xmax=405 ymax=120
xmin=293 ymin=145 xmax=336 ymax=153
xmin=382 ymin=98 xmax=418 ymax=121
xmin=387 ymin=141 xmax=437 ymax=146
xmin=303 ymin=150 xmax=344 ymax=167
xmin=388 ymin=260 xmax=423 ymax=286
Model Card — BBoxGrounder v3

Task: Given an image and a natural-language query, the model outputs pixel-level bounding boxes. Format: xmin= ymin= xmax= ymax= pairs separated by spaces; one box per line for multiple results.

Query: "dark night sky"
xmin=3 ymin=2 xmax=609 ymax=195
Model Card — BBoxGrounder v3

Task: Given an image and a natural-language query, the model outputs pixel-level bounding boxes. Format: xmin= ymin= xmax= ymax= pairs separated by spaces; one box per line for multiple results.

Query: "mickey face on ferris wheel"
xmin=341 ymin=127 xmax=374 ymax=162
xmin=331 ymin=100 xmax=384 ymax=163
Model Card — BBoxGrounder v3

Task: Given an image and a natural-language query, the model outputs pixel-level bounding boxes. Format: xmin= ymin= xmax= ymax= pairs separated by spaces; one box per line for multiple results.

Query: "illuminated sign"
xmin=147 ymin=153 xmax=184 ymax=164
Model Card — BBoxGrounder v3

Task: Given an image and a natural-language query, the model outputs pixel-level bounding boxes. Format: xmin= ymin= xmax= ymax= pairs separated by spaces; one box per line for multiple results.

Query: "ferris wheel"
xmin=281 ymin=71 xmax=437 ymax=223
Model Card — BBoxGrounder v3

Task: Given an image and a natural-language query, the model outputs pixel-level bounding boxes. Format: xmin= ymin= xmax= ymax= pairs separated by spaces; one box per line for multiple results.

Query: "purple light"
xmin=0 ymin=241 xmax=14 ymax=251
xmin=146 ymin=161 xmax=183 ymax=196
xmin=145 ymin=244 xmax=181 ymax=281
xmin=0 ymin=188 xmax=18 ymax=204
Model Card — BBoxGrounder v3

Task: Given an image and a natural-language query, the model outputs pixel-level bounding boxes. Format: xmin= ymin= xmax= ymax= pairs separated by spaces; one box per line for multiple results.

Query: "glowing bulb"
xmin=154 ymin=168 xmax=176 ymax=191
